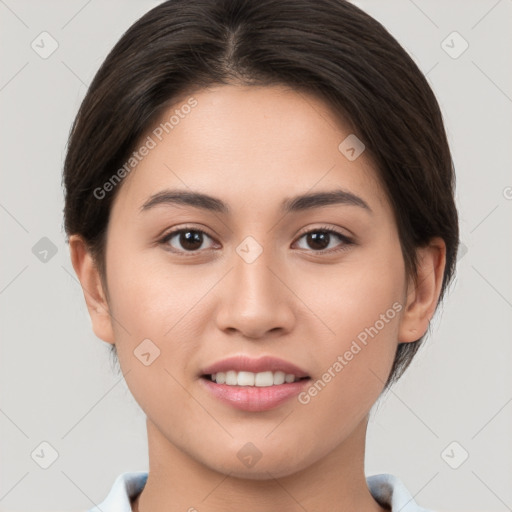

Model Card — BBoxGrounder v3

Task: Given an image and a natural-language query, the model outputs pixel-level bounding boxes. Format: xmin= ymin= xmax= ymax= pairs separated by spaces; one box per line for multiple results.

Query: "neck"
xmin=132 ymin=415 xmax=387 ymax=512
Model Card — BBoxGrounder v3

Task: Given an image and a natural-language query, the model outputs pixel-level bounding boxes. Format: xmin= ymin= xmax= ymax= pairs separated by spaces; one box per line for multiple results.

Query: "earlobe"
xmin=398 ymin=237 xmax=447 ymax=343
xmin=68 ymin=235 xmax=115 ymax=344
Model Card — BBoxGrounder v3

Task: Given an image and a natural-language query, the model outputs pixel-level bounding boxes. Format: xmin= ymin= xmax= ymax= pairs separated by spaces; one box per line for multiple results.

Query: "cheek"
xmin=292 ymin=240 xmax=405 ymax=405
xmin=104 ymin=244 xmax=208 ymax=358
xmin=301 ymin=239 xmax=405 ymax=341
xmin=104 ymin=251 xmax=206 ymax=416
xmin=107 ymin=235 xmax=181 ymax=314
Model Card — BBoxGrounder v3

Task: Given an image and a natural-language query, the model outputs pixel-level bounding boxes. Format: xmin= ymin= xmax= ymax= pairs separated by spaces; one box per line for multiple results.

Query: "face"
xmin=84 ymin=85 xmax=415 ymax=478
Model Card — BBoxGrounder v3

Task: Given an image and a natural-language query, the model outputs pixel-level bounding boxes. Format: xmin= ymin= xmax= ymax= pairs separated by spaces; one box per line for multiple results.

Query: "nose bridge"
xmin=236 ymin=238 xmax=274 ymax=294
xmin=215 ymin=233 xmax=295 ymax=337
xmin=233 ymin=233 xmax=281 ymax=305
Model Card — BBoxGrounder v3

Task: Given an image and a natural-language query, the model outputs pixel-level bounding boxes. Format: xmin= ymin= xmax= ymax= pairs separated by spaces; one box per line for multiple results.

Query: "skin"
xmin=69 ymin=85 xmax=446 ymax=512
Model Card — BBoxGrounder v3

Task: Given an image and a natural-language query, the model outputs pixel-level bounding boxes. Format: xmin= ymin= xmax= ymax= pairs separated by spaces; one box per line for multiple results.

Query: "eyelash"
xmin=158 ymin=225 xmax=354 ymax=256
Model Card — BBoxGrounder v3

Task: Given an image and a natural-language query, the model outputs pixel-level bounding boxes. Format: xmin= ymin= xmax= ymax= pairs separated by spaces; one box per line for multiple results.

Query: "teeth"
xmin=226 ymin=370 xmax=238 ymax=385
xmin=210 ymin=370 xmax=302 ymax=386
xmin=284 ymin=373 xmax=295 ymax=383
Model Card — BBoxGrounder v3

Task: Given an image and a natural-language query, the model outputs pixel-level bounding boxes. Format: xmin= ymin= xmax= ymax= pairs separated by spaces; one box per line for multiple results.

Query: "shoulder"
xmin=366 ymin=473 xmax=436 ymax=512
xmin=87 ymin=471 xmax=148 ymax=512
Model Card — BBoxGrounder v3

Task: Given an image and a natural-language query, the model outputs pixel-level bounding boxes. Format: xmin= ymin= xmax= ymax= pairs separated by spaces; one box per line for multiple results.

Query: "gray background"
xmin=1 ymin=0 xmax=511 ymax=511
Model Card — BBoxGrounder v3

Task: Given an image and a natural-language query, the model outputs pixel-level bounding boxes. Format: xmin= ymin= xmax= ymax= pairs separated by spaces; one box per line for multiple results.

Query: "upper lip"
xmin=201 ymin=355 xmax=310 ymax=378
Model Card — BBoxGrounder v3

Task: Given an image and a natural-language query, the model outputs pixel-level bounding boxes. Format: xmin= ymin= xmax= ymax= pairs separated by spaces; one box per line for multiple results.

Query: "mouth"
xmin=198 ymin=356 xmax=312 ymax=412
xmin=198 ymin=354 xmax=312 ymax=412
xmin=199 ymin=374 xmax=311 ymax=412
xmin=200 ymin=354 xmax=310 ymax=381
xmin=201 ymin=371 xmax=310 ymax=387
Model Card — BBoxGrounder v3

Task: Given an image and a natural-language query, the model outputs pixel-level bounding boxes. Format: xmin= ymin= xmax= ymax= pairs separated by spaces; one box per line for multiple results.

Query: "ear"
xmin=69 ymin=234 xmax=115 ymax=344
xmin=398 ymin=237 xmax=447 ymax=343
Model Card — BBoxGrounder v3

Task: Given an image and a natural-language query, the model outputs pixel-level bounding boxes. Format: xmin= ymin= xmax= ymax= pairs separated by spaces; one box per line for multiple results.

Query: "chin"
xmin=218 ymin=462 xmax=303 ymax=481
xmin=201 ymin=448 xmax=313 ymax=481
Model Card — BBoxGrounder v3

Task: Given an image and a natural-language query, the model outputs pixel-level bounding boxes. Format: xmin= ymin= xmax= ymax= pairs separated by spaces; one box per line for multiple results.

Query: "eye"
xmin=293 ymin=226 xmax=354 ymax=253
xmin=160 ymin=227 xmax=217 ymax=254
xmin=159 ymin=225 xmax=354 ymax=255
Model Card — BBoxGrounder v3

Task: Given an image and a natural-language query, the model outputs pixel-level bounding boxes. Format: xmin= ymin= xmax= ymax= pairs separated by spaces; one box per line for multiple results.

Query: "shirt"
xmin=87 ymin=471 xmax=434 ymax=512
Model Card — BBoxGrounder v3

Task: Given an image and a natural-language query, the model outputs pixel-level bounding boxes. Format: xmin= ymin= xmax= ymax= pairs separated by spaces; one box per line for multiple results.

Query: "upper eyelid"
xmin=160 ymin=225 xmax=217 ymax=242
xmin=295 ymin=225 xmax=353 ymax=240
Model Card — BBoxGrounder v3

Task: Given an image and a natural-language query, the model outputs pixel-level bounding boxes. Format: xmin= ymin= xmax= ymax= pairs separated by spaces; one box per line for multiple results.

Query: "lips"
xmin=200 ymin=354 xmax=310 ymax=379
xmin=199 ymin=355 xmax=312 ymax=411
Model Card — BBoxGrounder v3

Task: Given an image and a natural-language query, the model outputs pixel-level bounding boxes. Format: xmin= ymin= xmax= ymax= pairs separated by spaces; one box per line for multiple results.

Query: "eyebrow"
xmin=140 ymin=188 xmax=372 ymax=215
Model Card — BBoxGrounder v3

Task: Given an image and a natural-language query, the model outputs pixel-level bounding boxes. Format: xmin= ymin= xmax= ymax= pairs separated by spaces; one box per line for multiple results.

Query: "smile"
xmin=205 ymin=370 xmax=307 ymax=387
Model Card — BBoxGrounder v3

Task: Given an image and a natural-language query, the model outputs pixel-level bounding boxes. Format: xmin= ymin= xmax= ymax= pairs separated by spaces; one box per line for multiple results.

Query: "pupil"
xmin=181 ymin=230 xmax=202 ymax=250
xmin=308 ymin=232 xmax=329 ymax=250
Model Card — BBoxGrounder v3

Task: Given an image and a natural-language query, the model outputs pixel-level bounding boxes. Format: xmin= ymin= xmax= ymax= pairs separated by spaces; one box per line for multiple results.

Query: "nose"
xmin=215 ymin=243 xmax=296 ymax=339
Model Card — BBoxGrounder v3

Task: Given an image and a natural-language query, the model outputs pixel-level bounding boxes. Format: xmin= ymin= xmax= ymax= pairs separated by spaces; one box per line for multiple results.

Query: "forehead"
xmin=112 ymin=85 xmax=389 ymax=217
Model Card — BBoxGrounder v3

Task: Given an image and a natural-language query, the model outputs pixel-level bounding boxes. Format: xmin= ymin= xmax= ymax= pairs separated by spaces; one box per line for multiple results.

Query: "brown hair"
xmin=62 ymin=0 xmax=459 ymax=390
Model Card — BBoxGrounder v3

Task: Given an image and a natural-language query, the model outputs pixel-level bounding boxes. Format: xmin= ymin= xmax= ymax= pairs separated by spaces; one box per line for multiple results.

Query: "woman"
xmin=63 ymin=0 xmax=459 ymax=510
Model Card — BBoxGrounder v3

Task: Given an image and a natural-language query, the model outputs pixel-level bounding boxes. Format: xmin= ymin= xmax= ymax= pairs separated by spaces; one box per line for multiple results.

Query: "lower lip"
xmin=199 ymin=377 xmax=311 ymax=412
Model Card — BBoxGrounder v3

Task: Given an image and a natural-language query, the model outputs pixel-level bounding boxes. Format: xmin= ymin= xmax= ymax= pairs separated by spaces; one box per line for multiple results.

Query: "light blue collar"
xmin=88 ymin=471 xmax=434 ymax=512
